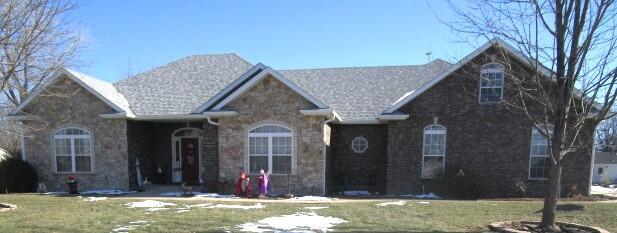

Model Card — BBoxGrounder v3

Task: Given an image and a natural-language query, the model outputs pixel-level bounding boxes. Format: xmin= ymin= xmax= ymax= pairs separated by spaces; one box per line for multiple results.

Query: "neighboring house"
xmin=7 ymin=39 xmax=595 ymax=197
xmin=593 ymin=152 xmax=617 ymax=184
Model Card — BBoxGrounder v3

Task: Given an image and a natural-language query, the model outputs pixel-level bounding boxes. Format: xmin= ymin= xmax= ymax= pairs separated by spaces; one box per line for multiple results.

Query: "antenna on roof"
xmin=425 ymin=52 xmax=432 ymax=62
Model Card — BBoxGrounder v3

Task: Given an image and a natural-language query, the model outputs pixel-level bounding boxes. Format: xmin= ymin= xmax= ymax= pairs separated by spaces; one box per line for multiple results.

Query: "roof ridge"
xmin=113 ymin=53 xmax=251 ymax=85
xmin=279 ymin=59 xmax=449 ymax=71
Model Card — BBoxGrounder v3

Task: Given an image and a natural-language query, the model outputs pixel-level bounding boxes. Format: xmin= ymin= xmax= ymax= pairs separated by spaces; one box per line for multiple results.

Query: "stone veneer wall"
xmin=21 ymin=77 xmax=129 ymax=191
xmin=386 ymin=47 xmax=594 ymax=198
xmin=327 ymin=124 xmax=387 ymax=194
xmin=218 ymin=75 xmax=327 ymax=196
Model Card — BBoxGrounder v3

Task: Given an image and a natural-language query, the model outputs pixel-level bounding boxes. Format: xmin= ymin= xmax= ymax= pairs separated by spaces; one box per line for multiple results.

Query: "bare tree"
xmin=0 ymin=0 xmax=85 ymax=110
xmin=596 ymin=116 xmax=617 ymax=152
xmin=439 ymin=0 xmax=617 ymax=230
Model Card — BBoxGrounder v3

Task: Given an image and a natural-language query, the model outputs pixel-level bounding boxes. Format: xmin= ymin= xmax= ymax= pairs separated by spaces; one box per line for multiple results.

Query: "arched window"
xmin=422 ymin=124 xmax=446 ymax=178
xmin=529 ymin=127 xmax=552 ymax=180
xmin=248 ymin=124 xmax=293 ymax=174
xmin=53 ymin=127 xmax=93 ymax=173
xmin=351 ymin=137 xmax=368 ymax=153
xmin=479 ymin=63 xmax=505 ymax=103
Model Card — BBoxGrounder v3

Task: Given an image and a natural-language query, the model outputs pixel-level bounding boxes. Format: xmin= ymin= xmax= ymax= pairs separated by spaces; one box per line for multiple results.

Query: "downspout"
xmin=206 ymin=116 xmax=219 ymax=126
xmin=589 ymin=130 xmax=597 ymax=196
xmin=322 ymin=112 xmax=336 ymax=196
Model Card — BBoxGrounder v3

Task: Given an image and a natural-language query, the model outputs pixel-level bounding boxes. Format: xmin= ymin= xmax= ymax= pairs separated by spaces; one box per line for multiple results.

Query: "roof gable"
xmin=11 ymin=68 xmax=133 ymax=116
xmin=384 ymin=38 xmax=552 ymax=114
xmin=196 ymin=65 xmax=329 ymax=112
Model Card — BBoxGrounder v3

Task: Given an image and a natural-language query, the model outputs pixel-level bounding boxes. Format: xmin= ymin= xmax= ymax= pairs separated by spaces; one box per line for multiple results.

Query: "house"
xmin=7 ymin=39 xmax=595 ymax=197
xmin=593 ymin=152 xmax=617 ymax=184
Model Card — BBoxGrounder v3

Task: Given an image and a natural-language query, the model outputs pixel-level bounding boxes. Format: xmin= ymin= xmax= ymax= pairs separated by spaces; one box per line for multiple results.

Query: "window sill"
xmin=52 ymin=172 xmax=96 ymax=175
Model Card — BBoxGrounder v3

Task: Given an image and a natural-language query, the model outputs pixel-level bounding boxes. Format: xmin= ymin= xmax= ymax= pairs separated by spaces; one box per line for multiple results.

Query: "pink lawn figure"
xmin=258 ymin=169 xmax=269 ymax=198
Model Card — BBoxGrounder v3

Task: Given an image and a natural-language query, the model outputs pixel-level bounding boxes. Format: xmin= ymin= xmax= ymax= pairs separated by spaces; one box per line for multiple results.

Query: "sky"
xmin=70 ymin=0 xmax=480 ymax=82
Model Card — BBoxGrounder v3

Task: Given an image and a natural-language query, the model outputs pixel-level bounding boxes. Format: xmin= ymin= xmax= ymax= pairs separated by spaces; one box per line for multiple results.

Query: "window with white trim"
xmin=422 ymin=124 xmax=446 ymax=178
xmin=351 ymin=137 xmax=368 ymax=153
xmin=53 ymin=127 xmax=93 ymax=173
xmin=529 ymin=127 xmax=552 ymax=180
xmin=248 ymin=124 xmax=292 ymax=174
xmin=479 ymin=63 xmax=505 ymax=103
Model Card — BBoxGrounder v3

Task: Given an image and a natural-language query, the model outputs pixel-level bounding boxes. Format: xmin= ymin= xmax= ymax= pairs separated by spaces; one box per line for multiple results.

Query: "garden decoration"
xmin=66 ymin=175 xmax=78 ymax=194
xmin=258 ymin=169 xmax=268 ymax=198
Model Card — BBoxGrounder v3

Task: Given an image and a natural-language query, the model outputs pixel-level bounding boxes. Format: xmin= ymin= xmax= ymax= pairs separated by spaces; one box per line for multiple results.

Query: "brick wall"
xmin=386 ymin=47 xmax=594 ymax=197
xmin=327 ymin=124 xmax=387 ymax=194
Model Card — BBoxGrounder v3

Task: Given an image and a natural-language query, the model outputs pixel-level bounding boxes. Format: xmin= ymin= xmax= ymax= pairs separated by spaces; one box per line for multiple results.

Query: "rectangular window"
xmin=529 ymin=128 xmax=551 ymax=180
xmin=422 ymin=125 xmax=446 ymax=178
xmin=249 ymin=137 xmax=269 ymax=174
xmin=480 ymin=71 xmax=504 ymax=103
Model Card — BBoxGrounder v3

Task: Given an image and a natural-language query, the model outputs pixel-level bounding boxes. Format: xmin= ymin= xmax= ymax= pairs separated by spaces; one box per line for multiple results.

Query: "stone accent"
xmin=21 ymin=77 xmax=129 ymax=191
xmin=386 ymin=46 xmax=594 ymax=197
xmin=218 ymin=75 xmax=328 ymax=196
xmin=327 ymin=124 xmax=387 ymax=194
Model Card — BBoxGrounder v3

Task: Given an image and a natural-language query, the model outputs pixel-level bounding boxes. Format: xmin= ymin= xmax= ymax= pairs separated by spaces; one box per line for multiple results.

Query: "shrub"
xmin=0 ymin=157 xmax=38 ymax=193
xmin=445 ymin=167 xmax=485 ymax=199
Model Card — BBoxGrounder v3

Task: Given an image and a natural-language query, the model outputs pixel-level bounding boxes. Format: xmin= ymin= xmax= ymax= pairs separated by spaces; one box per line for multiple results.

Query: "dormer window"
xmin=479 ymin=63 xmax=504 ymax=103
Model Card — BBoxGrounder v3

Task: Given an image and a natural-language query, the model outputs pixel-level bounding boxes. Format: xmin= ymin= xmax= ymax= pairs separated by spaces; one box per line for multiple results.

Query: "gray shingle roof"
xmin=114 ymin=54 xmax=253 ymax=115
xmin=595 ymin=152 xmax=617 ymax=164
xmin=279 ymin=60 xmax=451 ymax=121
xmin=112 ymin=54 xmax=451 ymax=121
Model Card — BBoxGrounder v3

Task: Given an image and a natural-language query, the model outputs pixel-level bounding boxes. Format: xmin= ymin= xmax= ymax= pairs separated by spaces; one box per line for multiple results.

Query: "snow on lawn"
xmin=205 ymin=203 xmax=265 ymax=210
xmin=83 ymin=197 xmax=107 ymax=202
xmin=125 ymin=200 xmax=176 ymax=208
xmin=237 ymin=212 xmax=347 ymax=232
xmin=341 ymin=190 xmax=372 ymax=196
xmin=293 ymin=196 xmax=336 ymax=201
xmin=417 ymin=201 xmax=431 ymax=204
xmin=376 ymin=200 xmax=407 ymax=207
xmin=81 ymin=189 xmax=136 ymax=195
xmin=305 ymin=206 xmax=329 ymax=210
xmin=591 ymin=185 xmax=617 ymax=194
xmin=111 ymin=220 xmax=153 ymax=232
xmin=160 ymin=192 xmax=237 ymax=198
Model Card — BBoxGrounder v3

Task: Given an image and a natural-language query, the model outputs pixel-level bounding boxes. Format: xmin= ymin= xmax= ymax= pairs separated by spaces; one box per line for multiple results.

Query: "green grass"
xmin=0 ymin=195 xmax=616 ymax=232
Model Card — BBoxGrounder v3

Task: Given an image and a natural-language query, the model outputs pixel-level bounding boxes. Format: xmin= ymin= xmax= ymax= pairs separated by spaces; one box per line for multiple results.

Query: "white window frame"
xmin=247 ymin=124 xmax=293 ymax=175
xmin=479 ymin=63 xmax=505 ymax=103
xmin=52 ymin=127 xmax=94 ymax=173
xmin=528 ymin=127 xmax=552 ymax=180
xmin=421 ymin=124 xmax=446 ymax=179
xmin=351 ymin=137 xmax=368 ymax=153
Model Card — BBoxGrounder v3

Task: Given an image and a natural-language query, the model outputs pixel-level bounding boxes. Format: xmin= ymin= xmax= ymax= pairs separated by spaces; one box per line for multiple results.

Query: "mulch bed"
xmin=0 ymin=203 xmax=16 ymax=212
xmin=489 ymin=221 xmax=610 ymax=233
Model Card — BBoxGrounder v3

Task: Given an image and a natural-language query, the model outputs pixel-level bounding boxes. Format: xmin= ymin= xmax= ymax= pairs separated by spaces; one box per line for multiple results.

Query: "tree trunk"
xmin=539 ymin=163 xmax=562 ymax=231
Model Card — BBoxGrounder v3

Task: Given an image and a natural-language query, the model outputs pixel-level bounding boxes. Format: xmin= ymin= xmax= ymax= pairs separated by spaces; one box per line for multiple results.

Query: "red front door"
xmin=181 ymin=138 xmax=199 ymax=183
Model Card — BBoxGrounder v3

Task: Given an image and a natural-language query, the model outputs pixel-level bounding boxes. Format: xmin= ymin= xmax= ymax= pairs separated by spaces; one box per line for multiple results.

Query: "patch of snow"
xmin=83 ymin=197 xmax=107 ymax=202
xmin=175 ymin=209 xmax=190 ymax=213
xmin=237 ymin=212 xmax=346 ymax=232
xmin=125 ymin=200 xmax=176 ymax=208
xmin=185 ymin=203 xmax=213 ymax=208
xmin=160 ymin=192 xmax=237 ymax=198
xmin=417 ymin=201 xmax=430 ymax=204
xmin=293 ymin=196 xmax=336 ymax=201
xmin=146 ymin=208 xmax=169 ymax=212
xmin=42 ymin=191 xmax=68 ymax=195
xmin=305 ymin=206 xmax=329 ymax=210
xmin=112 ymin=220 xmax=152 ymax=232
xmin=205 ymin=203 xmax=265 ymax=210
xmin=414 ymin=193 xmax=441 ymax=199
xmin=591 ymin=185 xmax=617 ymax=194
xmin=376 ymin=200 xmax=407 ymax=207
xmin=341 ymin=190 xmax=372 ymax=196
xmin=393 ymin=90 xmax=416 ymax=106
xmin=80 ymin=189 xmax=136 ymax=195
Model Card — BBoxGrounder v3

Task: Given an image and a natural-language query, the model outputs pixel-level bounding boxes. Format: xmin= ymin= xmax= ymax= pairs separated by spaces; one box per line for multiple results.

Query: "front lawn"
xmin=1 ymin=195 xmax=616 ymax=232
